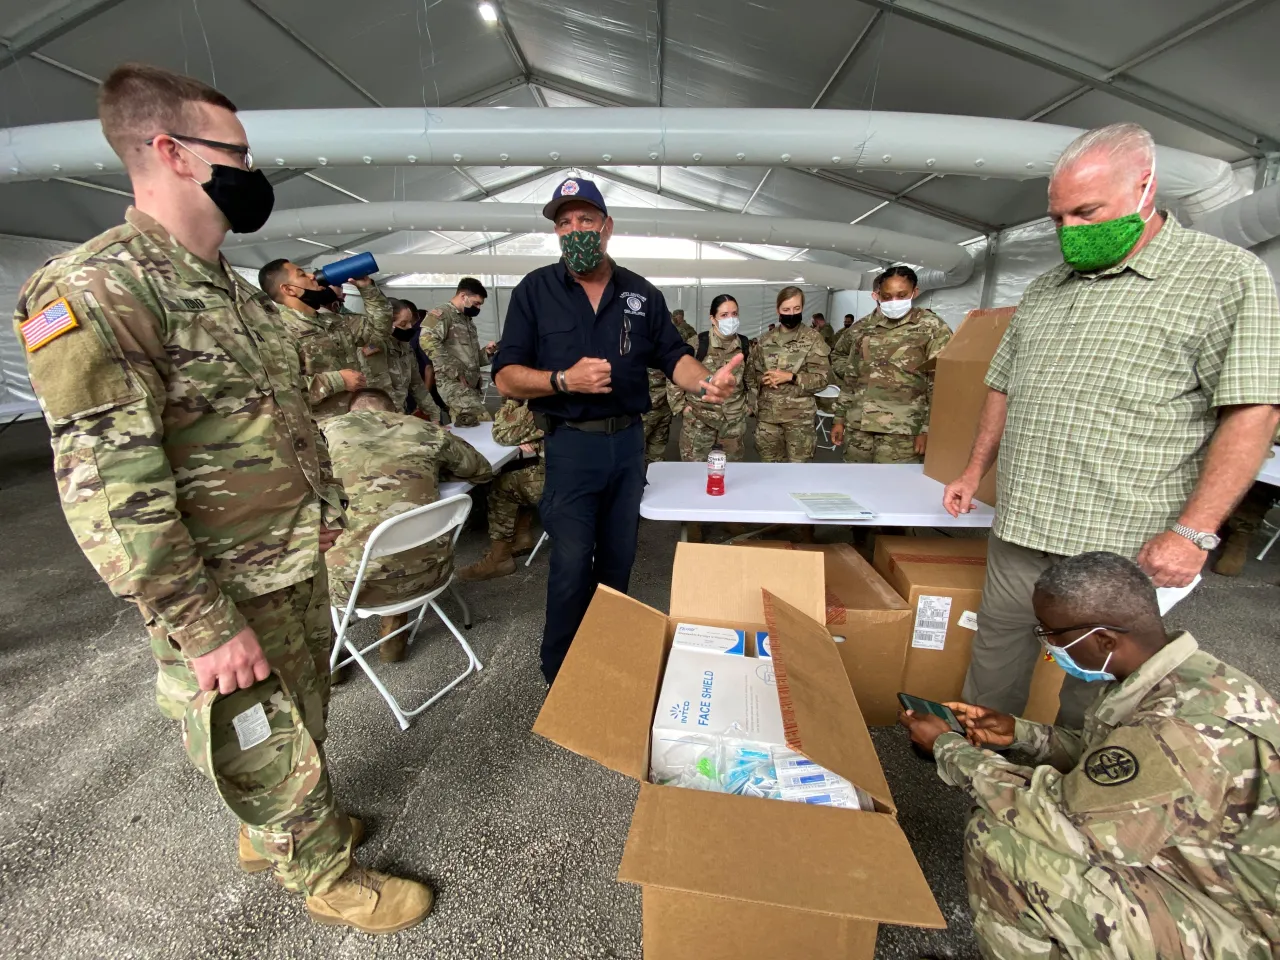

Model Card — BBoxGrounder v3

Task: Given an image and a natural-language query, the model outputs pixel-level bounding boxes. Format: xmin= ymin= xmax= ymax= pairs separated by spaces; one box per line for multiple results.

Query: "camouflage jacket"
xmin=833 ymin=307 xmax=951 ymax=435
xmin=647 ymin=367 xmax=671 ymax=410
xmin=322 ymin=411 xmax=493 ymax=586
xmin=667 ymin=329 xmax=750 ymax=428
xmin=745 ymin=323 xmax=831 ymax=424
xmin=360 ymin=338 xmax=439 ymax=421
xmin=278 ymin=282 xmax=393 ymax=422
xmin=814 ymin=323 xmax=836 ymax=347
xmin=14 ymin=207 xmax=345 ymax=658
xmin=935 ymin=633 xmax=1280 ymax=951
xmin=492 ymin=398 xmax=543 ymax=450
xmin=420 ymin=301 xmax=486 ymax=419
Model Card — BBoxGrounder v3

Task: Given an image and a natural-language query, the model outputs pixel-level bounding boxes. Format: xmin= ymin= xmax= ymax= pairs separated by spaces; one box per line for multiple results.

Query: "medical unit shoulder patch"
xmin=21 ymin=298 xmax=79 ymax=352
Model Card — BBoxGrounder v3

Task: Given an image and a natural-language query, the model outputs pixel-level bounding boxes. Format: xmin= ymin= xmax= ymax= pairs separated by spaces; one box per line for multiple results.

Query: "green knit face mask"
xmin=1057 ymin=163 xmax=1156 ymax=273
xmin=560 ymin=229 xmax=605 ymax=274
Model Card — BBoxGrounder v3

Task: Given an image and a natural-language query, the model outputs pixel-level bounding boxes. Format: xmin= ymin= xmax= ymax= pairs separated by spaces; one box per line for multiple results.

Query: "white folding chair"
xmin=814 ymin=384 xmax=841 ymax=451
xmin=524 ymin=531 xmax=550 ymax=568
xmin=329 ymin=494 xmax=482 ymax=730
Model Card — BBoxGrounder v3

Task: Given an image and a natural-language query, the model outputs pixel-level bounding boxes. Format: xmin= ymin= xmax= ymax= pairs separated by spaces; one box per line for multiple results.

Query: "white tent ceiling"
xmin=0 ymin=0 xmax=1274 ymax=270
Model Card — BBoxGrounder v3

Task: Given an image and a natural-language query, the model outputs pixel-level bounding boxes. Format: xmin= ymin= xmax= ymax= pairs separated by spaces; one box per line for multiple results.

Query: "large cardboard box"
xmin=534 ymin=544 xmax=945 ymax=959
xmin=873 ymin=536 xmax=1065 ymax=724
xmin=923 ymin=307 xmax=1017 ymax=507
xmin=736 ymin=541 xmax=913 ymax=726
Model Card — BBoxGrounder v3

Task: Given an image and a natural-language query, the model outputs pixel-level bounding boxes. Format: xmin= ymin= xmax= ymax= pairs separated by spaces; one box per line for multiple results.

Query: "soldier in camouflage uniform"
xmin=746 ymin=287 xmax=831 ymax=463
xmin=811 ymin=313 xmax=836 ymax=348
xmin=256 ymin=259 xmax=394 ymax=423
xmin=458 ymin=398 xmax=545 ymax=582
xmin=358 ymin=298 xmax=441 ymax=422
xmin=668 ymin=294 xmax=750 ymax=462
xmin=642 ymin=309 xmax=697 ymax=464
xmin=831 ymin=266 xmax=951 ymax=464
xmin=420 ymin=277 xmax=493 ymax=426
xmin=902 ymin=552 xmax=1280 ymax=960
xmin=15 ymin=64 xmax=430 ymax=934
xmin=322 ymin=391 xmax=492 ymax=659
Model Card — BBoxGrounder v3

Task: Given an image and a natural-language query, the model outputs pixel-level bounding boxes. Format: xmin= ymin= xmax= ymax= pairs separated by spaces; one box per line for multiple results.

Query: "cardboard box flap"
xmin=533 ymin=586 xmax=667 ymax=782
xmin=619 ymin=783 xmax=945 ymax=929
xmin=670 ymin=543 xmax=824 ymax=626
xmin=819 ymin=544 xmax=909 ymax=613
xmin=937 ymin=306 xmax=1016 ymax=362
xmin=763 ymin=590 xmax=894 ymax=812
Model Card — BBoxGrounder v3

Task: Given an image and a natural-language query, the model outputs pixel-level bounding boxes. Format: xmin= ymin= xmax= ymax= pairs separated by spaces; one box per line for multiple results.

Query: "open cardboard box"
xmin=534 ymin=543 xmax=944 ymax=959
xmin=734 ymin=541 xmax=913 ymax=726
xmin=923 ymin=307 xmax=1017 ymax=507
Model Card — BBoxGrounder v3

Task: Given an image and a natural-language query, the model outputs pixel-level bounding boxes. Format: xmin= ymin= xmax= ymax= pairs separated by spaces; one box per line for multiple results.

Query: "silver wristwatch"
xmin=1172 ymin=523 xmax=1220 ymax=551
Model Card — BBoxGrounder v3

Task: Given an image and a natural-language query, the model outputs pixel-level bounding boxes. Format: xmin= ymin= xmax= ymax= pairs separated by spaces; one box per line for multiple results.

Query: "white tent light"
xmin=477 ymin=3 xmax=498 ymax=22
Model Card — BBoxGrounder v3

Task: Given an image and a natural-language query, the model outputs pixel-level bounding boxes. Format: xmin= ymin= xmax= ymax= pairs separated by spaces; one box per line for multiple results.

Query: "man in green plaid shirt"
xmin=944 ymin=123 xmax=1280 ymax=726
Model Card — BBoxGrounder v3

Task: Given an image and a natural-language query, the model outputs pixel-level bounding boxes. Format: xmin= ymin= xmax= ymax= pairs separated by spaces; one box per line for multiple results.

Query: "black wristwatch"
xmin=550 ymin=370 xmax=561 ymax=394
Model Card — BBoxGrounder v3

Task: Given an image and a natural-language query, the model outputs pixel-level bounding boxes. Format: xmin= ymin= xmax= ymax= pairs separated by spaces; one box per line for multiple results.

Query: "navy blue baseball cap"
xmin=542 ymin=177 xmax=608 ymax=221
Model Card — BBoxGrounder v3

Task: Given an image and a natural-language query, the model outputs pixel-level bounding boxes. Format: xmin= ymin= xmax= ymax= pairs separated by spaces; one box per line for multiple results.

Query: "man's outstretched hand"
xmin=700 ymin=353 xmax=743 ymax=404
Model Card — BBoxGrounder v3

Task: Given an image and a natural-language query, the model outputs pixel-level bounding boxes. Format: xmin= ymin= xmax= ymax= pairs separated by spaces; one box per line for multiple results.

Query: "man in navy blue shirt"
xmin=494 ymin=177 xmax=741 ymax=683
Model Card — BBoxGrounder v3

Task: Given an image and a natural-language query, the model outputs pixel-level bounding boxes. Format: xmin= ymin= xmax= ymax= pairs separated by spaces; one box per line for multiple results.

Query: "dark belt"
xmin=561 ymin=414 xmax=638 ymax=435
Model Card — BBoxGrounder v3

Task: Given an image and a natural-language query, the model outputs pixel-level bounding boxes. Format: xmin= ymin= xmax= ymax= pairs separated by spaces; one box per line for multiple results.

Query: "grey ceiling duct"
xmin=1189 ymin=182 xmax=1280 ymax=249
xmin=228 ymin=201 xmax=976 ymax=288
xmin=0 ymin=108 xmax=1242 ymax=212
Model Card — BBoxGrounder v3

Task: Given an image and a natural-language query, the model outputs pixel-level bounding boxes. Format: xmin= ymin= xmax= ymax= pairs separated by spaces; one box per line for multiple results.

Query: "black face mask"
xmin=201 ymin=165 xmax=275 ymax=234
xmin=779 ymin=314 xmax=803 ymax=329
xmin=462 ymin=305 xmax=481 ymax=318
xmin=392 ymin=325 xmax=418 ymax=342
xmin=298 ymin=286 xmax=341 ymax=311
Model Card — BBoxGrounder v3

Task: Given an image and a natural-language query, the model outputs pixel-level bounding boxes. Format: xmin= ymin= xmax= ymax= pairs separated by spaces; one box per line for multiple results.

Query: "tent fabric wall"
xmin=0 ymin=234 xmax=76 ymax=418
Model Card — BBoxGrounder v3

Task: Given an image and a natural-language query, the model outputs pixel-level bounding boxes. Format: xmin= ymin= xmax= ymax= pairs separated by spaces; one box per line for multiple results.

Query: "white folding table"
xmin=440 ymin=423 xmax=520 ymax=497
xmin=640 ymin=462 xmax=994 ymax=530
xmin=433 ymin=422 xmax=522 ymax=625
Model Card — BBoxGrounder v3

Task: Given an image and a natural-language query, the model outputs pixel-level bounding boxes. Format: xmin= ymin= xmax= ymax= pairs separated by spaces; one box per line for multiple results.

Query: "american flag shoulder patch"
xmin=21 ymin=297 xmax=79 ymax=352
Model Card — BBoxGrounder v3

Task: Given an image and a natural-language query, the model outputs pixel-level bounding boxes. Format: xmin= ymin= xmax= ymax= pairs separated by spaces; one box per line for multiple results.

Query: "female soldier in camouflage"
xmin=746 ymin=286 xmax=831 ymax=462
xmin=669 ymin=294 xmax=751 ymax=463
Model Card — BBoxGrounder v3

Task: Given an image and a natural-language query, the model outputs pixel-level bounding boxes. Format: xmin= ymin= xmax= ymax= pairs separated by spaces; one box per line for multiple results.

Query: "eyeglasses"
xmin=1033 ymin=623 xmax=1129 ymax=642
xmin=620 ymin=315 xmax=631 ymax=356
xmin=146 ymin=133 xmax=254 ymax=170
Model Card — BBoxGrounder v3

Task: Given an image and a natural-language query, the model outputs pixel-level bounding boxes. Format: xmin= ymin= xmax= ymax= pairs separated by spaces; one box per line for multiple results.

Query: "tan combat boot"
xmin=306 ymin=864 xmax=434 ymax=934
xmin=239 ymin=815 xmax=366 ymax=874
xmin=1213 ymin=529 xmax=1252 ymax=577
xmin=457 ymin=539 xmax=516 ymax=581
xmin=379 ymin=613 xmax=410 ymax=662
xmin=511 ymin=511 xmax=537 ymax=557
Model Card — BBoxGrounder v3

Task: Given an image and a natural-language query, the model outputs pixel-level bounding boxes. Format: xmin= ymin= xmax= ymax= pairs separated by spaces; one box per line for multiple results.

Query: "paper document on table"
xmin=789 ymin=493 xmax=876 ymax=521
xmin=1156 ymin=575 xmax=1201 ymax=615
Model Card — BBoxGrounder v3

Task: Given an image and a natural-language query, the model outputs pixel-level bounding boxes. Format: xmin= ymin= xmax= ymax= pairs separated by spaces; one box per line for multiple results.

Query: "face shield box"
xmin=649 ymin=647 xmax=784 ymax=784
xmin=533 ymin=544 xmax=944 ymax=960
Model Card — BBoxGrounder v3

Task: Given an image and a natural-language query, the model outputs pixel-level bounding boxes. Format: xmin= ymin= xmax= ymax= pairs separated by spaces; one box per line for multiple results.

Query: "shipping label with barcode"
xmin=912 ymin=595 xmax=953 ymax=650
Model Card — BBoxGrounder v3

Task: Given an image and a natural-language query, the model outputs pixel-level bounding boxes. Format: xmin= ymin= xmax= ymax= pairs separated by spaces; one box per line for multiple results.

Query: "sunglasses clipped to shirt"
xmin=145 ymin=133 xmax=254 ymax=170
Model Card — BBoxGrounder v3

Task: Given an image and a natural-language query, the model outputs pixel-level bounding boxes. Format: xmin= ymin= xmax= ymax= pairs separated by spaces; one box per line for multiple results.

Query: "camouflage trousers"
xmin=1224 ymin=481 xmax=1277 ymax=538
xmin=756 ymin=419 xmax=815 ymax=463
xmin=442 ymin=382 xmax=492 ymax=427
xmin=843 ymin=429 xmax=921 ymax=464
xmin=643 ymin=405 xmax=672 ymax=465
xmin=330 ymin=559 xmax=451 ymax=608
xmin=489 ymin=461 xmax=545 ymax=541
xmin=680 ymin=414 xmax=747 ymax=463
xmin=149 ymin=575 xmax=352 ymax=896
xmin=964 ymin=808 xmax=1263 ymax=960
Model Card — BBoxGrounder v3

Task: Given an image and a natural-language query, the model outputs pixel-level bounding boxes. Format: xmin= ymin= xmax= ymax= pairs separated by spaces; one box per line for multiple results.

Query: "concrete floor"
xmin=1 ymin=416 xmax=1277 ymax=960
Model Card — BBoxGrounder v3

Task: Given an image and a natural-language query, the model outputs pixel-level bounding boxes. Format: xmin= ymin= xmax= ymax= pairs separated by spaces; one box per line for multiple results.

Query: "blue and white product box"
xmin=650 ymin=646 xmax=787 ymax=784
xmin=756 ymin=631 xmax=772 ymax=659
xmin=672 ymin=622 xmax=747 ymax=656
xmin=772 ymin=746 xmax=872 ymax=809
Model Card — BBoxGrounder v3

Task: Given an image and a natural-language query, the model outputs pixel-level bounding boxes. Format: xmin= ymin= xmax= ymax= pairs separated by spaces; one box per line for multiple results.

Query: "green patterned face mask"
xmin=560 ymin=229 xmax=605 ymax=274
xmin=1057 ymin=163 xmax=1156 ymax=273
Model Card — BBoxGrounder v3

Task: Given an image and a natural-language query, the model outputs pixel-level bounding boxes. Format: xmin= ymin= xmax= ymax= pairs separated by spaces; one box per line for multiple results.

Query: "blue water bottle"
xmin=314 ymin=252 xmax=378 ymax=287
